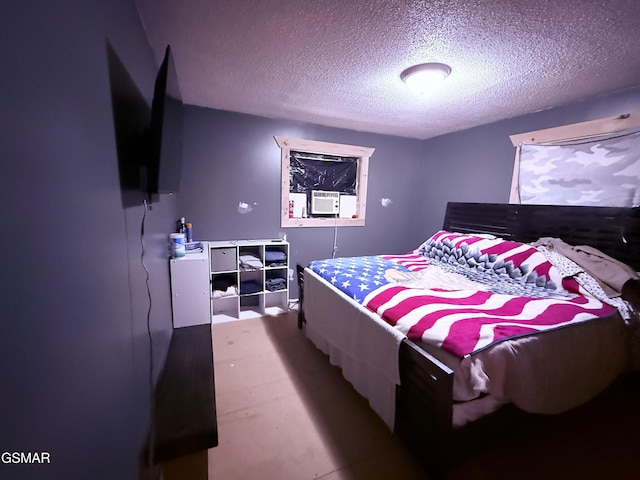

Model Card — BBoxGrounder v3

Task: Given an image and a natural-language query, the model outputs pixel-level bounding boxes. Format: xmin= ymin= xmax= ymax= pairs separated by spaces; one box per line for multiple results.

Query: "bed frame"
xmin=394 ymin=202 xmax=640 ymax=478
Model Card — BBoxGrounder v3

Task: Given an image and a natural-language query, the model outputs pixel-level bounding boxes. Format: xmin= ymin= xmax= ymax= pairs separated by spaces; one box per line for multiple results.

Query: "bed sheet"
xmin=305 ymin=268 xmax=629 ymax=428
xmin=304 ymin=268 xmax=404 ymax=430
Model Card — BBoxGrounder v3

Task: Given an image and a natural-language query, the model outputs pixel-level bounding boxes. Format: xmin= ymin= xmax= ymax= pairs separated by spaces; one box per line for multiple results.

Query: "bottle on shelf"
xmin=180 ymin=217 xmax=187 ymax=234
xmin=185 ymin=223 xmax=193 ymax=243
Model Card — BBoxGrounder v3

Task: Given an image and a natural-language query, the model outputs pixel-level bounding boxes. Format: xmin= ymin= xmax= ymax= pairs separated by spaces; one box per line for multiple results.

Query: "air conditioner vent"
xmin=311 ymin=190 xmax=340 ymax=215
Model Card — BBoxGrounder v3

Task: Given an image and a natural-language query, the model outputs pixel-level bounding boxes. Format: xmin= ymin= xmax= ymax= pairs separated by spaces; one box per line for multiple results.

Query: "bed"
xmin=301 ymin=202 xmax=640 ymax=477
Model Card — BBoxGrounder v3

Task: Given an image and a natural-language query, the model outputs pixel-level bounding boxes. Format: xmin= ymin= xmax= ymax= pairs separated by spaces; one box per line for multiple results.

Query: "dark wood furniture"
xmin=394 ymin=202 xmax=640 ymax=477
xmin=297 ymin=264 xmax=306 ymax=329
xmin=144 ymin=324 xmax=218 ymax=479
xmin=443 ymin=202 xmax=640 ymax=271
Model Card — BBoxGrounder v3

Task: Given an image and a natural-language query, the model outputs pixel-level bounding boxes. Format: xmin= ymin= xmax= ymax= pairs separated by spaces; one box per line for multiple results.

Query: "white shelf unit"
xmin=169 ymin=244 xmax=211 ymax=328
xmin=209 ymin=240 xmax=289 ymax=323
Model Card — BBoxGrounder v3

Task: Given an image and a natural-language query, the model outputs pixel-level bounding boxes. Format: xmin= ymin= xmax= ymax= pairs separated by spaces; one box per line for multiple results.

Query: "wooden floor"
xmin=208 ymin=310 xmax=640 ymax=479
xmin=209 ymin=310 xmax=427 ymax=479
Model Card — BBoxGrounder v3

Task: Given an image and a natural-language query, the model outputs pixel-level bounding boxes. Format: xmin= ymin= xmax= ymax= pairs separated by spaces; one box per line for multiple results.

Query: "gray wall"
xmin=178 ymin=108 xmax=426 ymax=297
xmin=418 ymin=85 xmax=640 ymax=233
xmin=0 ymin=2 xmax=176 ymax=479
xmin=179 ymin=86 xmax=640 ymax=298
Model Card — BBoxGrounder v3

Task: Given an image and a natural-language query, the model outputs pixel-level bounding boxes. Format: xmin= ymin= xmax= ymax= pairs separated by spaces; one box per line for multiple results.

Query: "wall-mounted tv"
xmin=144 ymin=45 xmax=184 ymax=202
xmin=108 ymin=42 xmax=150 ymax=207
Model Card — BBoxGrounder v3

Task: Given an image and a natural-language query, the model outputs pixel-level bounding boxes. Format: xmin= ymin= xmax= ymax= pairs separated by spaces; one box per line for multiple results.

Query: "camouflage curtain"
xmin=517 ymin=129 xmax=640 ymax=207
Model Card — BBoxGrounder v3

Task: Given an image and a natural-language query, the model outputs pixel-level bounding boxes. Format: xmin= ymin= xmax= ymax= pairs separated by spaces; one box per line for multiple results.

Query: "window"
xmin=275 ymin=136 xmax=374 ymax=228
xmin=508 ymin=111 xmax=640 ymax=207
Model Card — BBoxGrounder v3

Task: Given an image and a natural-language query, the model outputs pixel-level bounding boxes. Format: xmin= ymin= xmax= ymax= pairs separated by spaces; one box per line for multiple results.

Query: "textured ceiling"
xmin=135 ymin=0 xmax=640 ymax=140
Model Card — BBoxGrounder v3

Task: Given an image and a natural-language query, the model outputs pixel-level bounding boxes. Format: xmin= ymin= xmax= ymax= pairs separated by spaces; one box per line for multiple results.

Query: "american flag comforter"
xmin=308 ymin=231 xmax=616 ymax=358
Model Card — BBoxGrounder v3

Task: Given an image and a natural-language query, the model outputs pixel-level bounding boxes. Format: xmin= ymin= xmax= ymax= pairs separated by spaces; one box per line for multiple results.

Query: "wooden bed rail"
xmin=395 ymin=339 xmax=453 ymax=478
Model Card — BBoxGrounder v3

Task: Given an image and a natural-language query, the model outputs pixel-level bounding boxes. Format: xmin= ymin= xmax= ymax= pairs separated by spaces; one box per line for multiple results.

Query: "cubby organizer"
xmin=209 ymin=240 xmax=290 ymax=323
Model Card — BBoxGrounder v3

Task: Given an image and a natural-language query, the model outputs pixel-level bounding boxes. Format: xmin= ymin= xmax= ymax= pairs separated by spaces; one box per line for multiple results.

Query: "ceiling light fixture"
xmin=400 ymin=62 xmax=452 ymax=94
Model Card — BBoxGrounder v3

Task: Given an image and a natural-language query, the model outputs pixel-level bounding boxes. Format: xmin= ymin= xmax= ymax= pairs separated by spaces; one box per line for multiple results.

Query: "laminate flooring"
xmin=208 ymin=310 xmax=427 ymax=479
xmin=208 ymin=310 xmax=640 ymax=480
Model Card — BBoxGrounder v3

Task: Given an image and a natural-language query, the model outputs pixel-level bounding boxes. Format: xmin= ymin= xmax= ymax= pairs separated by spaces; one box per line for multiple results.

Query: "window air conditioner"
xmin=311 ymin=190 xmax=340 ymax=215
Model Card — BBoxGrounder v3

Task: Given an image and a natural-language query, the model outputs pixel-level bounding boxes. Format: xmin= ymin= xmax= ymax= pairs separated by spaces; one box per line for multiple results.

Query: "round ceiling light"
xmin=400 ymin=62 xmax=452 ymax=94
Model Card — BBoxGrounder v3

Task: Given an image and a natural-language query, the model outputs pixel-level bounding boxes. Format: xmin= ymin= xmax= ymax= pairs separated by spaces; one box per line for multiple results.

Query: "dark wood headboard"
xmin=443 ymin=202 xmax=640 ymax=271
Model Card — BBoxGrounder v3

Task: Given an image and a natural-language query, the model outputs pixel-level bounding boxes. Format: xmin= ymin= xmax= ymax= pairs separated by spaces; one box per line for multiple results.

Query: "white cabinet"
xmin=169 ymin=246 xmax=211 ymax=328
xmin=209 ymin=240 xmax=289 ymax=323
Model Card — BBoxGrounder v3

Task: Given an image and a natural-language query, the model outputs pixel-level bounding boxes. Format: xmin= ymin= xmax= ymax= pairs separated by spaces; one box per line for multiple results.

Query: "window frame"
xmin=275 ymin=136 xmax=374 ymax=228
xmin=508 ymin=111 xmax=640 ymax=203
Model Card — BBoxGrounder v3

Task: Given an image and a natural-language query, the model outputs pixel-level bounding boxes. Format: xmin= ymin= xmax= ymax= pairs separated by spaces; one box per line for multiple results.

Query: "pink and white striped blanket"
xmin=364 ymin=283 xmax=614 ymax=358
xmin=325 ymin=231 xmax=617 ymax=358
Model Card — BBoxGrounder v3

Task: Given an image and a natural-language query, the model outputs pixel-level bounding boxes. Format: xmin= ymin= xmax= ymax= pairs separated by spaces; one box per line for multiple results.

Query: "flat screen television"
xmin=108 ymin=42 xmax=149 ymax=205
xmin=144 ymin=45 xmax=184 ymax=202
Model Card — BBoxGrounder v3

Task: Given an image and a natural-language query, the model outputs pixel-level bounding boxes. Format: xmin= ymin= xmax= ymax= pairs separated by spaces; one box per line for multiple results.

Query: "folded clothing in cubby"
xmin=266 ymin=278 xmax=286 ymax=291
xmin=240 ymin=280 xmax=262 ymax=295
xmin=265 ymin=250 xmax=287 ymax=266
xmin=239 ymin=252 xmax=263 ymax=270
